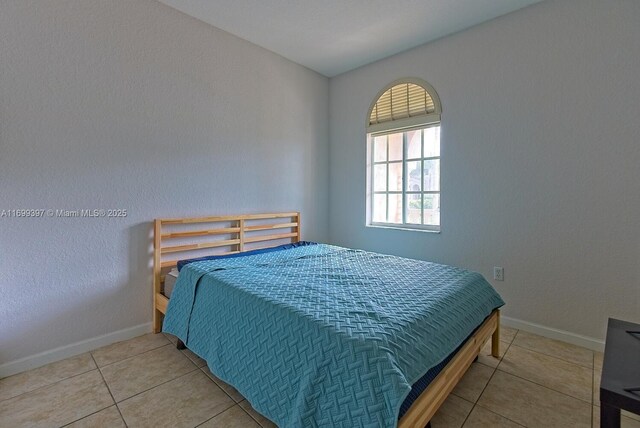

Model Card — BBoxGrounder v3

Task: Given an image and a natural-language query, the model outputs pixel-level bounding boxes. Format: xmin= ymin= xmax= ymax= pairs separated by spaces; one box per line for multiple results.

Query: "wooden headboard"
xmin=152 ymin=212 xmax=300 ymax=332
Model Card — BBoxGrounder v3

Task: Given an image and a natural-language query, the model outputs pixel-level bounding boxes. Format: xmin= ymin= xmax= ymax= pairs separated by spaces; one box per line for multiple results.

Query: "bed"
xmin=152 ymin=212 xmax=503 ymax=428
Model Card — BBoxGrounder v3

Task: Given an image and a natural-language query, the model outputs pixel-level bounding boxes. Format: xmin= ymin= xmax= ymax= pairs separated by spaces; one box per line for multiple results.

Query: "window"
xmin=366 ymin=79 xmax=442 ymax=232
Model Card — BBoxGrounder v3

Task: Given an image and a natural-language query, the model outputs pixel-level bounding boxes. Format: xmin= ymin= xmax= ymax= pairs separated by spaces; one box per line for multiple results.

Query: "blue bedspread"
xmin=163 ymin=244 xmax=504 ymax=427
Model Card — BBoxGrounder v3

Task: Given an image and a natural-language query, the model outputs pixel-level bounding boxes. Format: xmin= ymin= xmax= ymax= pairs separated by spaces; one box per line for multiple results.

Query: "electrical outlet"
xmin=493 ymin=267 xmax=504 ymax=281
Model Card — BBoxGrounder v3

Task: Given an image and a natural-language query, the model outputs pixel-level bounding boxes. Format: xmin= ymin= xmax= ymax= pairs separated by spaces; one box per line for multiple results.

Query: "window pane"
xmin=374 ymin=164 xmax=387 ymax=192
xmin=373 ymin=194 xmax=387 ymax=222
xmin=407 ymin=129 xmax=421 ymax=159
xmin=388 ymin=132 xmax=403 ymax=161
xmin=374 ymin=136 xmax=387 ymax=162
xmin=388 ymin=162 xmax=402 ymax=191
xmin=406 ymin=161 xmax=421 ymax=192
xmin=405 ymin=194 xmax=422 ymax=224
xmin=369 ymin=123 xmax=442 ymax=229
xmin=423 ymin=194 xmax=440 ymax=226
xmin=423 ymin=159 xmax=440 ymax=191
xmin=388 ymin=194 xmax=402 ymax=224
xmin=424 ymin=126 xmax=440 ymax=157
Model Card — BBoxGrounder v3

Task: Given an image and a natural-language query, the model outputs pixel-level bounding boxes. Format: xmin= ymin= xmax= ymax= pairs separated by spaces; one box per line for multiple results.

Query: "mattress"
xmin=162 ymin=268 xmax=178 ymax=298
xmin=164 ymin=243 xmax=504 ymax=427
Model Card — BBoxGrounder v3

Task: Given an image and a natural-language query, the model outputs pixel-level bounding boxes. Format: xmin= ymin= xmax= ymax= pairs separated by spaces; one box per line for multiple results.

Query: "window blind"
xmin=369 ymin=83 xmax=437 ymax=126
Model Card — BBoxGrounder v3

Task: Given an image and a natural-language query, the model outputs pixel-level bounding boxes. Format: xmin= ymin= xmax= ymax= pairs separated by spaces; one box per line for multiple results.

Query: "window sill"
xmin=366 ymin=224 xmax=441 ymax=234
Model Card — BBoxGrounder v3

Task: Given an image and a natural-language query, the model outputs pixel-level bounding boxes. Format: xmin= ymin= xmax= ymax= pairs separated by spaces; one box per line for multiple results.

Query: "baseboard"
xmin=502 ymin=316 xmax=605 ymax=352
xmin=0 ymin=322 xmax=152 ymax=378
xmin=0 ymin=317 xmax=605 ymax=378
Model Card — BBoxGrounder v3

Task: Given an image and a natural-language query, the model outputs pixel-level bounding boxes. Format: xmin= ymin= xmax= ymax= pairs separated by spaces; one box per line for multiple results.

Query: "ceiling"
xmin=157 ymin=0 xmax=543 ymax=77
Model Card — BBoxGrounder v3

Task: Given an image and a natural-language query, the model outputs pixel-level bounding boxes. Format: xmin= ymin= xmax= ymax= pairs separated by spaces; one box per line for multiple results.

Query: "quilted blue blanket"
xmin=163 ymin=244 xmax=504 ymax=427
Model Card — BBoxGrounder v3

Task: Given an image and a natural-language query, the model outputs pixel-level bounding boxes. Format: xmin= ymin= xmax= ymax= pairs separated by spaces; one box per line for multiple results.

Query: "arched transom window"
xmin=366 ymin=79 xmax=442 ymax=231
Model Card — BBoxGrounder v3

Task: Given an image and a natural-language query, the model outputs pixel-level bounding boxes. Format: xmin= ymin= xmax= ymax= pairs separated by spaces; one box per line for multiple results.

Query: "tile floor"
xmin=1 ymin=328 xmax=639 ymax=428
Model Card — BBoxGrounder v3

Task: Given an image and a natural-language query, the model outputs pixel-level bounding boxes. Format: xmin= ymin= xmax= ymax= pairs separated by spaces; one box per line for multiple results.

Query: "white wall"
xmin=329 ymin=0 xmax=640 ymax=341
xmin=0 ymin=0 xmax=328 ymax=366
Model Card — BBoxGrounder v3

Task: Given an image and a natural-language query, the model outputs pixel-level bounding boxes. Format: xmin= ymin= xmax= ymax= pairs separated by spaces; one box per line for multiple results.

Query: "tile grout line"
xmin=92 ymin=353 xmax=129 ymax=428
xmin=94 ymin=340 xmax=171 ymax=370
xmin=114 ymin=365 xmax=201 ymax=405
xmin=459 ymin=334 xmax=516 ymax=427
xmin=193 ymin=403 xmax=252 ymax=428
xmin=90 ymin=341 xmax=189 ymax=409
xmin=192 ymin=351 xmax=270 ymax=426
xmin=473 ymin=404 xmax=528 ymax=427
xmin=494 ymin=366 xmax=593 ymax=404
xmin=199 ymin=366 xmax=244 ymax=404
xmin=118 ymin=365 xmax=234 ymax=428
xmin=241 ymin=402 xmax=272 ymax=428
xmin=493 ymin=363 xmax=594 ymax=404
xmin=91 ymin=340 xmax=184 ymax=424
xmin=57 ymin=353 xmax=127 ymax=428
xmin=194 ymin=412 xmax=219 ymax=427
xmin=57 ymin=403 xmax=115 ymax=428
xmin=182 ymin=349 xmax=206 ymax=368
xmin=192 ymin=402 xmax=237 ymax=428
xmin=197 ymin=366 xmax=273 ymax=427
xmin=475 ymin=333 xmax=527 ymax=427
xmin=242 ymin=406 xmax=268 ymax=428
xmin=0 ymin=366 xmax=97 ymax=404
xmin=86 ymin=346 xmax=209 ymax=423
xmin=475 ymin=358 xmax=500 ymax=370
xmin=509 ymin=341 xmax=594 ymax=369
xmin=509 ymin=343 xmax=594 ymax=369
xmin=494 ymin=330 xmax=596 ymax=405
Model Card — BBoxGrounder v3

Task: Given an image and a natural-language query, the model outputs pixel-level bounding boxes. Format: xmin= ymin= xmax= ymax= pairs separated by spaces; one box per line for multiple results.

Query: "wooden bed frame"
xmin=152 ymin=212 xmax=500 ymax=428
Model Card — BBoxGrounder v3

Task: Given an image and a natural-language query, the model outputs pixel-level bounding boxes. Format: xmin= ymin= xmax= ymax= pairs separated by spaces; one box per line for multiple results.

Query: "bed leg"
xmin=491 ymin=310 xmax=500 ymax=358
xmin=153 ymin=309 xmax=163 ymax=334
xmin=176 ymin=339 xmax=186 ymax=350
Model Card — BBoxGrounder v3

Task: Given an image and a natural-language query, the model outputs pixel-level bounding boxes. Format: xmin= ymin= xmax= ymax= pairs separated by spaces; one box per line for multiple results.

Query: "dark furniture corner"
xmin=600 ymin=318 xmax=640 ymax=427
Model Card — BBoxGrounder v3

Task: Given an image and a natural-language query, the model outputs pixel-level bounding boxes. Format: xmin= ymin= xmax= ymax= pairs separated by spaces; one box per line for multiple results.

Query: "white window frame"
xmin=365 ymin=78 xmax=442 ymax=233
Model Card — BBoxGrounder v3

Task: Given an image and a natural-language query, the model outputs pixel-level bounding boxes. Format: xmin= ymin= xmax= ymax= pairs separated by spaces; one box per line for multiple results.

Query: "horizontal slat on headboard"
xmin=161 ymin=227 xmax=241 ymax=239
xmin=159 ymin=212 xmax=299 ymax=224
